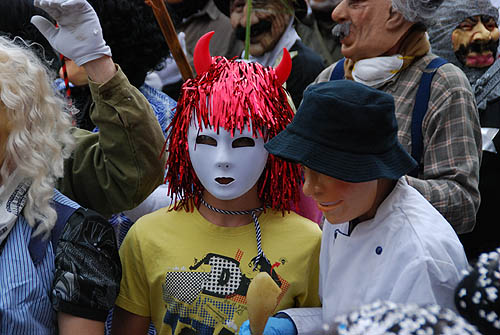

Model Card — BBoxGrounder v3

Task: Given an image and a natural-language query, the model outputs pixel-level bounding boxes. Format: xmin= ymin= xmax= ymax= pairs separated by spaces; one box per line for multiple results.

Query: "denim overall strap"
xmin=409 ymin=57 xmax=448 ymax=177
xmin=28 ymin=189 xmax=80 ymax=264
xmin=329 ymin=58 xmax=346 ymax=81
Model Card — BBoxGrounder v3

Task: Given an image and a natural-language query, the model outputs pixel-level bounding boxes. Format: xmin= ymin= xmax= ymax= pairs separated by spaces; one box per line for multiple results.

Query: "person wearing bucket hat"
xmin=238 ymin=80 xmax=469 ymax=335
xmin=214 ymin=0 xmax=325 ymax=108
xmin=314 ymin=0 xmax=482 ymax=237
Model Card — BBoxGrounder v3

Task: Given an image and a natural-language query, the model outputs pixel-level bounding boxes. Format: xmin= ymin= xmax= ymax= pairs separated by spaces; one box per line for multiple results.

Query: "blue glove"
xmin=239 ymin=316 xmax=297 ymax=335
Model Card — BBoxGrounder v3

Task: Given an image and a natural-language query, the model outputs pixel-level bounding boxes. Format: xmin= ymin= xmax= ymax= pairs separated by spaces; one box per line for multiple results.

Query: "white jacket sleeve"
xmin=278 ymin=308 xmax=323 ymax=335
xmin=388 ymin=256 xmax=463 ymax=312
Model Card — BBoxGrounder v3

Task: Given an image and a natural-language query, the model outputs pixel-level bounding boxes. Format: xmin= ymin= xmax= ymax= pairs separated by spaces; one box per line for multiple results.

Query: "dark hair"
xmin=0 ymin=0 xmax=60 ymax=71
xmin=88 ymin=0 xmax=171 ymax=88
xmin=166 ymin=0 xmax=209 ymax=27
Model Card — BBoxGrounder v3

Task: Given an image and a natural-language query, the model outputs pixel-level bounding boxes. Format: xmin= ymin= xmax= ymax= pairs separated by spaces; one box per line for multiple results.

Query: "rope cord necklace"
xmin=200 ymin=197 xmax=269 ymax=269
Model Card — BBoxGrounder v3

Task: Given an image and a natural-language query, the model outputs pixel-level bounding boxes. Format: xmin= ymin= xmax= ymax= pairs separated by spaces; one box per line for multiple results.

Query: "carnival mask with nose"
xmin=188 ymin=120 xmax=268 ymax=200
xmin=452 ymin=15 xmax=500 ymax=68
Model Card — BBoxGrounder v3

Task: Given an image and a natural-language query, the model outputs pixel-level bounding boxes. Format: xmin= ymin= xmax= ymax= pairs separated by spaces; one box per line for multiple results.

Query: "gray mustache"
xmin=331 ymin=22 xmax=351 ymax=41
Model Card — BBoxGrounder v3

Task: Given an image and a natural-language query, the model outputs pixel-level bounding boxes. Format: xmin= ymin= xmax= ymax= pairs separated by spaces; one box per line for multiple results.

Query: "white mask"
xmin=187 ymin=120 xmax=269 ymax=200
xmin=352 ymin=54 xmax=404 ymax=88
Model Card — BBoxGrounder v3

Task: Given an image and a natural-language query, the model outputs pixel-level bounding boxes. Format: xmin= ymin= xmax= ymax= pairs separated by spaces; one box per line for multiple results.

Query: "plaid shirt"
xmin=315 ymin=53 xmax=481 ymax=234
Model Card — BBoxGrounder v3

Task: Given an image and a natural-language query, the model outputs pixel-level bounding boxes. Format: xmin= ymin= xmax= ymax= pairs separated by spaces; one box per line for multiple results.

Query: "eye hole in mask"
xmin=232 ymin=137 xmax=255 ymax=148
xmin=196 ymin=135 xmax=217 ymax=146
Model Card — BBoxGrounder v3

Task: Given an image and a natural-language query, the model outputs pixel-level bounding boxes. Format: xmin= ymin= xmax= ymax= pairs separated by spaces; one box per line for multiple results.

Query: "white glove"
xmin=31 ymin=0 xmax=111 ymax=66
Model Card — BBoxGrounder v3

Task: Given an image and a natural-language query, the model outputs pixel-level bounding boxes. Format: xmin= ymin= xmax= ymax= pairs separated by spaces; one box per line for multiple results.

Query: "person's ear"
xmin=385 ymin=7 xmax=408 ymax=32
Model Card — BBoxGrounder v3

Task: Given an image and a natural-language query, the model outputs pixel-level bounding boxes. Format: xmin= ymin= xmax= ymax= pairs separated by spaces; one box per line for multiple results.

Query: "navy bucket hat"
xmin=265 ymin=80 xmax=417 ymax=183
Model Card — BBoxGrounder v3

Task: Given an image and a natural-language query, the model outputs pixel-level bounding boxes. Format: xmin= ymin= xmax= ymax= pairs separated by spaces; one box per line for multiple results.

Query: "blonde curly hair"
xmin=0 ymin=36 xmax=75 ymax=237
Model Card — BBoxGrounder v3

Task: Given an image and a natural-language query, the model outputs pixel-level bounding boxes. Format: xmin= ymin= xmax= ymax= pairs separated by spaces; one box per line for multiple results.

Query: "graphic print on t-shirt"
xmin=162 ymin=249 xmax=289 ymax=335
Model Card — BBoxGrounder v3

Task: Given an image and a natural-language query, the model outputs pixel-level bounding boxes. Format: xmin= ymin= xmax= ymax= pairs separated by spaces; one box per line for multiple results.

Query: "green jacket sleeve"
xmin=57 ymin=66 xmax=167 ymax=217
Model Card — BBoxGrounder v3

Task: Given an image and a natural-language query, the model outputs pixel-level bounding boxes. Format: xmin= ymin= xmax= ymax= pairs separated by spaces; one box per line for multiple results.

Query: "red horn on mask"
xmin=193 ymin=31 xmax=215 ymax=75
xmin=275 ymin=48 xmax=292 ymax=86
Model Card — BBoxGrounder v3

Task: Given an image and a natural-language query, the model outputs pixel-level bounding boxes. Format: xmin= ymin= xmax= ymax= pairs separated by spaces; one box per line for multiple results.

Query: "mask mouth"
xmin=455 ymin=39 xmax=499 ymax=67
xmin=215 ymin=177 xmax=235 ymax=185
xmin=466 ymin=53 xmax=495 ymax=67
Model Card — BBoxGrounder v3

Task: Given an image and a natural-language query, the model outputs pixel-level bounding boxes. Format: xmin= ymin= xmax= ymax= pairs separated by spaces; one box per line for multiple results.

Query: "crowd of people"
xmin=0 ymin=0 xmax=499 ymax=334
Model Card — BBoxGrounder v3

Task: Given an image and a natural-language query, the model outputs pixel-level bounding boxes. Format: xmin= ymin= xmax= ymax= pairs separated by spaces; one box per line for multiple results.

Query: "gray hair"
xmin=391 ymin=0 xmax=446 ymax=25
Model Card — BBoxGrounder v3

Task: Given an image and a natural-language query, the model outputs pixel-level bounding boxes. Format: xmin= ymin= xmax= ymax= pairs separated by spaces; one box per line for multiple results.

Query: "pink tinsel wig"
xmin=165 ymin=32 xmax=300 ymax=212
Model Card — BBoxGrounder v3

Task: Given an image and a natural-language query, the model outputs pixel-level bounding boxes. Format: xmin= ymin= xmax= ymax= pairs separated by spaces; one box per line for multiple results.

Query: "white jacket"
xmin=281 ymin=177 xmax=469 ymax=334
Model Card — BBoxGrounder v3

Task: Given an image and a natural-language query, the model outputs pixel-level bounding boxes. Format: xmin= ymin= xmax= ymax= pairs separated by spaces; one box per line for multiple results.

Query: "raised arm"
xmin=32 ymin=0 xmax=166 ymax=216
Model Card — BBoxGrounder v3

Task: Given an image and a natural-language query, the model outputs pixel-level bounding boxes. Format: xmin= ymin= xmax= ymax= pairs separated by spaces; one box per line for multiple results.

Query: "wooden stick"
xmin=244 ymin=0 xmax=252 ymax=60
xmin=147 ymin=0 xmax=194 ymax=81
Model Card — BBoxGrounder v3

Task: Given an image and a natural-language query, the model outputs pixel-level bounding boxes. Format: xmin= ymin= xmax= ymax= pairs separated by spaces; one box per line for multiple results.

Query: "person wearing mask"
xmin=111 ymin=33 xmax=322 ymax=335
xmin=428 ymin=0 xmax=500 ymax=261
xmin=0 ymin=35 xmax=120 ymax=335
xmin=313 ymin=0 xmax=481 ymax=235
xmin=239 ymin=79 xmax=469 ymax=335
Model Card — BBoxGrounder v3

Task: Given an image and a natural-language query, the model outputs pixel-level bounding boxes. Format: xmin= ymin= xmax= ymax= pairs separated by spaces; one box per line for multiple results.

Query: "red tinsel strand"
xmin=165 ymin=56 xmax=301 ymax=213
xmin=59 ymin=54 xmax=71 ymax=98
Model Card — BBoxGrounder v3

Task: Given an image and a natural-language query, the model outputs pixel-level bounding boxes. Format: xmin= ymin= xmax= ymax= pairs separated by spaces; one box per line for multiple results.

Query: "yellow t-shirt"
xmin=116 ymin=207 xmax=322 ymax=335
